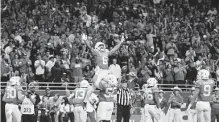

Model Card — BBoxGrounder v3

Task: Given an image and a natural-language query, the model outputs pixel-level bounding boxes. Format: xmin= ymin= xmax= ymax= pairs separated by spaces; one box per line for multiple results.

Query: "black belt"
xmin=117 ymin=104 xmax=130 ymax=107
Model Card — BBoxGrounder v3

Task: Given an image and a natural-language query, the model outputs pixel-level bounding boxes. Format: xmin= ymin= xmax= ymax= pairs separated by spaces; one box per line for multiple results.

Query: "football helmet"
xmin=147 ymin=78 xmax=158 ymax=87
xmin=197 ymin=69 xmax=210 ymax=80
xmin=80 ymin=80 xmax=90 ymax=88
xmin=10 ymin=76 xmax=22 ymax=86
xmin=105 ymin=74 xmax=118 ymax=87
xmin=95 ymin=42 xmax=105 ymax=52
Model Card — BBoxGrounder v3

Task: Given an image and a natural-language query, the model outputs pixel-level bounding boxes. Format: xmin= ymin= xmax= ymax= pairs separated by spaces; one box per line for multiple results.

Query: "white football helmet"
xmin=80 ymin=80 xmax=90 ymax=88
xmin=10 ymin=76 xmax=21 ymax=86
xmin=197 ymin=69 xmax=210 ymax=80
xmin=95 ymin=42 xmax=105 ymax=52
xmin=105 ymin=74 xmax=118 ymax=87
xmin=147 ymin=78 xmax=158 ymax=87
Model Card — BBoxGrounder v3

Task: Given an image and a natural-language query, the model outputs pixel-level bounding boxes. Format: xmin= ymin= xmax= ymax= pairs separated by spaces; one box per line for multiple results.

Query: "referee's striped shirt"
xmin=117 ymin=88 xmax=132 ymax=106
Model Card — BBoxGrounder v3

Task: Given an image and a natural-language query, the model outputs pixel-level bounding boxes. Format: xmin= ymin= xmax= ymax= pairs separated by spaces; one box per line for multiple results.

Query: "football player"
xmin=73 ymin=80 xmax=90 ymax=122
xmin=86 ymin=93 xmax=99 ymax=122
xmin=142 ymin=78 xmax=161 ymax=122
xmin=82 ymin=33 xmax=124 ymax=103
xmin=3 ymin=76 xmax=25 ymax=122
xmin=187 ymin=69 xmax=215 ymax=122
xmin=187 ymin=87 xmax=197 ymax=122
xmin=96 ymin=74 xmax=118 ymax=122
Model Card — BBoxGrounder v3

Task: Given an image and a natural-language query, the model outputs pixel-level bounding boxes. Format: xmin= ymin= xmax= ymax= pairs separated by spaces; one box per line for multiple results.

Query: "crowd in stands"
xmin=1 ymin=0 xmax=219 ymax=90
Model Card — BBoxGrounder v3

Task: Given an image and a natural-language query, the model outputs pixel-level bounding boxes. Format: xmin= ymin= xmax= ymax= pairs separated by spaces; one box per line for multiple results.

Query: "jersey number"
xmin=6 ymin=89 xmax=16 ymax=99
xmin=203 ymin=85 xmax=211 ymax=96
xmin=145 ymin=90 xmax=153 ymax=100
xmin=24 ymin=108 xmax=31 ymax=113
xmin=75 ymin=90 xmax=86 ymax=99
xmin=102 ymin=56 xmax=108 ymax=65
xmin=147 ymin=93 xmax=153 ymax=100
xmin=21 ymin=105 xmax=34 ymax=114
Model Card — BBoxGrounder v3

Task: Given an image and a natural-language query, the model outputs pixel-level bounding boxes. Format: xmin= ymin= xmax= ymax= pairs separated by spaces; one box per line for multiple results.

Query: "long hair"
xmin=62 ymin=97 xmax=69 ymax=105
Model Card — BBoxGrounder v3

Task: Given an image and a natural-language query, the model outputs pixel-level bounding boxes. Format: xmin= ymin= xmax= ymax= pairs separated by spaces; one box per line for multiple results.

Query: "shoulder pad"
xmin=152 ymin=87 xmax=159 ymax=93
xmin=195 ymin=80 xmax=202 ymax=87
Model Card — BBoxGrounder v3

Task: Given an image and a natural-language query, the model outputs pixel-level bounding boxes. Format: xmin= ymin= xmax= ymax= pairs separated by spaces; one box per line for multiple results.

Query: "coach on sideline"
xmin=167 ymin=86 xmax=183 ymax=122
xmin=211 ymin=87 xmax=219 ymax=122
xmin=117 ymin=79 xmax=135 ymax=122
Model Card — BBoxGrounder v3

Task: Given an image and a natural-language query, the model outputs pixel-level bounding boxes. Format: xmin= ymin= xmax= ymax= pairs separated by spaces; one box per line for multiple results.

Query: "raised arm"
xmin=109 ymin=38 xmax=124 ymax=56
xmin=82 ymin=33 xmax=96 ymax=54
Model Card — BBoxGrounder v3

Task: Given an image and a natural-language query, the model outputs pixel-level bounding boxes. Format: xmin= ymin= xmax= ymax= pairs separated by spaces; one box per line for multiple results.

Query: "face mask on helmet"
xmin=95 ymin=42 xmax=105 ymax=52
xmin=99 ymin=44 xmax=105 ymax=52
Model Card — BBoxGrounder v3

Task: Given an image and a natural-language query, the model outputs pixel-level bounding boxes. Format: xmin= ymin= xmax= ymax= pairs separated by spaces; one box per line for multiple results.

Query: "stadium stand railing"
xmin=0 ymin=81 xmax=197 ymax=91
xmin=1 ymin=79 xmax=218 ymax=92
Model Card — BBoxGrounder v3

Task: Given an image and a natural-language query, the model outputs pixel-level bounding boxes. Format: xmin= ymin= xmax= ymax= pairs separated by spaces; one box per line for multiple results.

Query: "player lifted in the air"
xmin=142 ymin=78 xmax=161 ymax=122
xmin=82 ymin=33 xmax=124 ymax=103
xmin=3 ymin=76 xmax=26 ymax=122
xmin=187 ymin=69 xmax=215 ymax=122
xmin=96 ymin=74 xmax=118 ymax=122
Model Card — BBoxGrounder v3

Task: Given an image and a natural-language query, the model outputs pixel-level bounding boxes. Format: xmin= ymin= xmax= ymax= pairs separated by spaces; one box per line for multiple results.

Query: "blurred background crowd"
xmin=1 ymin=0 xmax=219 ymax=90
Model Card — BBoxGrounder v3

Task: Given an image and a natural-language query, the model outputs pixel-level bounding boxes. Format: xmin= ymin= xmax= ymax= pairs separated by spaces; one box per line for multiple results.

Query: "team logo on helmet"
xmin=9 ymin=76 xmax=22 ymax=86
xmin=147 ymin=78 xmax=158 ymax=87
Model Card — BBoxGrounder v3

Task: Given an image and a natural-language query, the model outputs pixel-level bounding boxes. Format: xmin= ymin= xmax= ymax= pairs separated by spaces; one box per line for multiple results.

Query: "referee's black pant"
xmin=22 ymin=114 xmax=35 ymax=122
xmin=117 ymin=105 xmax=131 ymax=122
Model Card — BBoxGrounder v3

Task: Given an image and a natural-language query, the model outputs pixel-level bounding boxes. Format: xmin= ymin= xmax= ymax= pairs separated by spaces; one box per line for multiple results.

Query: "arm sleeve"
xmin=154 ymin=92 xmax=160 ymax=108
xmin=35 ymin=94 xmax=41 ymax=105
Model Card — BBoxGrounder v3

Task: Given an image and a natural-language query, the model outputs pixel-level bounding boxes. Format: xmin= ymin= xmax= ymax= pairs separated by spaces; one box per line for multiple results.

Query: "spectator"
xmin=164 ymin=64 xmax=174 ymax=85
xmin=109 ymin=58 xmax=122 ymax=80
xmin=186 ymin=62 xmax=198 ymax=84
xmin=34 ymin=55 xmax=45 ymax=82
xmin=61 ymin=55 xmax=70 ymax=72
xmin=51 ymin=61 xmax=63 ymax=87
xmin=19 ymin=53 xmax=32 ymax=77
xmin=49 ymin=93 xmax=61 ymax=122
xmin=45 ymin=56 xmax=56 ymax=80
xmin=211 ymin=87 xmax=219 ymax=122
xmin=39 ymin=96 xmax=50 ymax=122
xmin=83 ymin=65 xmax=94 ymax=82
xmin=12 ymin=54 xmax=21 ymax=71
xmin=185 ymin=47 xmax=196 ymax=63
xmin=70 ymin=56 xmax=84 ymax=83
xmin=173 ymin=61 xmax=187 ymax=85
xmin=1 ymin=55 xmax=11 ymax=83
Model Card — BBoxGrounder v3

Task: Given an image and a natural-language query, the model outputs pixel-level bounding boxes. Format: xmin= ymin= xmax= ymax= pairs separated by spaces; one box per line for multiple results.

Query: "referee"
xmin=117 ymin=80 xmax=135 ymax=122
